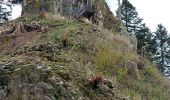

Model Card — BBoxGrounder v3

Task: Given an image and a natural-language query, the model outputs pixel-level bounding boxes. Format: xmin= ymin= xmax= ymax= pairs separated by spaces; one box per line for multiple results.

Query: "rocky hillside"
xmin=0 ymin=16 xmax=170 ymax=100
xmin=0 ymin=0 xmax=170 ymax=100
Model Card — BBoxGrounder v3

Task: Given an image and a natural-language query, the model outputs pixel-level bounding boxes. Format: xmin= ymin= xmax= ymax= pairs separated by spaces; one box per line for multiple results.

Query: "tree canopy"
xmin=0 ymin=1 xmax=12 ymax=22
xmin=154 ymin=24 xmax=170 ymax=75
xmin=120 ymin=0 xmax=143 ymax=33
xmin=120 ymin=0 xmax=156 ymax=59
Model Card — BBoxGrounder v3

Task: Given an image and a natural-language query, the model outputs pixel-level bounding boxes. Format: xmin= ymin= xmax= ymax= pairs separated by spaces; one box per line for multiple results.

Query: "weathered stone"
xmin=30 ymin=71 xmax=41 ymax=82
xmin=39 ymin=96 xmax=52 ymax=100
xmin=103 ymin=79 xmax=115 ymax=89
xmin=22 ymin=0 xmax=120 ymax=32
xmin=51 ymin=96 xmax=56 ymax=100
xmin=53 ymin=83 xmax=71 ymax=100
xmin=36 ymin=82 xmax=54 ymax=94
xmin=96 ymin=10 xmax=103 ymax=28
xmin=0 ymin=89 xmax=6 ymax=100
xmin=125 ymin=61 xmax=140 ymax=80
xmin=22 ymin=0 xmax=93 ymax=19
xmin=129 ymin=33 xmax=137 ymax=51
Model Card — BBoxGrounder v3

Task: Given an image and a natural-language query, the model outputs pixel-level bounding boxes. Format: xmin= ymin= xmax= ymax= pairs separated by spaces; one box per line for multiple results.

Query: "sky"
xmin=11 ymin=0 xmax=170 ymax=32
xmin=11 ymin=5 xmax=22 ymax=19
xmin=106 ymin=0 xmax=170 ymax=32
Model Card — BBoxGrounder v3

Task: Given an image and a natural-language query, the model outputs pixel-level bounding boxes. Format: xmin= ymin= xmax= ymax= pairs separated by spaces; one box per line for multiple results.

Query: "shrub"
xmin=143 ymin=66 xmax=160 ymax=78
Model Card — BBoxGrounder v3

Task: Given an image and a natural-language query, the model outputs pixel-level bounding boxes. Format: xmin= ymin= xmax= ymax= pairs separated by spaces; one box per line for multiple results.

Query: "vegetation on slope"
xmin=0 ymin=17 xmax=170 ymax=100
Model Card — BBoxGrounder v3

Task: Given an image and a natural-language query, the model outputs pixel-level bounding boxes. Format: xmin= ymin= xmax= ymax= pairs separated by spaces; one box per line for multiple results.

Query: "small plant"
xmin=89 ymin=75 xmax=103 ymax=88
xmin=144 ymin=66 xmax=159 ymax=77
xmin=62 ymin=36 xmax=69 ymax=47
xmin=39 ymin=11 xmax=46 ymax=18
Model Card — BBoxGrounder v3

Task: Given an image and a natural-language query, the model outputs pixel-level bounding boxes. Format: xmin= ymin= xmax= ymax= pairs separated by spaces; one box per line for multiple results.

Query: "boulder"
xmin=125 ymin=61 xmax=140 ymax=80
xmin=0 ymin=88 xmax=7 ymax=100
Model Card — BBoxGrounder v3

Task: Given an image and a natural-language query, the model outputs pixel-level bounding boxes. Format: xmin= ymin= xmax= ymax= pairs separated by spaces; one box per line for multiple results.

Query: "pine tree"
xmin=154 ymin=24 xmax=170 ymax=75
xmin=0 ymin=1 xmax=12 ymax=22
xmin=120 ymin=0 xmax=142 ymax=33
xmin=120 ymin=0 xmax=157 ymax=59
xmin=136 ymin=24 xmax=156 ymax=59
xmin=8 ymin=0 xmax=23 ymax=4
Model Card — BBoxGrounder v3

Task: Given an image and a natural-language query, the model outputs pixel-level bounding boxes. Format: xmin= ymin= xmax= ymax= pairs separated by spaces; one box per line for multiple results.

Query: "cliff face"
xmin=22 ymin=0 xmax=120 ymax=32
xmin=22 ymin=0 xmax=93 ymax=18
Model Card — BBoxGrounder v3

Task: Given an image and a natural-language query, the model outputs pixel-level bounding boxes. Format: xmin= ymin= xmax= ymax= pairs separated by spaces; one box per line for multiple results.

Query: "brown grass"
xmin=0 ymin=32 xmax=38 ymax=54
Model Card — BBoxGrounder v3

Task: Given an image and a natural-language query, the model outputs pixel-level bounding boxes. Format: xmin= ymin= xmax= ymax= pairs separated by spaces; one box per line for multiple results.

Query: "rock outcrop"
xmin=125 ymin=61 xmax=140 ymax=80
xmin=22 ymin=0 xmax=120 ymax=32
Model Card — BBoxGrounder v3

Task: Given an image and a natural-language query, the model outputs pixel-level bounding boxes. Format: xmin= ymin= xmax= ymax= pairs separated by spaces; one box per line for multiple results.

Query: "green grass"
xmin=0 ymin=17 xmax=170 ymax=100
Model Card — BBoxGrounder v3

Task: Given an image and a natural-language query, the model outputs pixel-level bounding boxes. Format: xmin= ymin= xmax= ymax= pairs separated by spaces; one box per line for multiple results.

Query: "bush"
xmin=143 ymin=66 xmax=160 ymax=78
xmin=89 ymin=75 xmax=104 ymax=88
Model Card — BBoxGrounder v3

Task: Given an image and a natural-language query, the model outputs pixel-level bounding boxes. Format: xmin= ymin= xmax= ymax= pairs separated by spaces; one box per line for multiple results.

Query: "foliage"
xmin=120 ymin=0 xmax=157 ymax=61
xmin=0 ymin=12 xmax=170 ymax=100
xmin=94 ymin=45 xmax=138 ymax=80
xmin=89 ymin=75 xmax=104 ymax=88
xmin=136 ymin=24 xmax=157 ymax=59
xmin=0 ymin=1 xmax=12 ymax=22
xmin=120 ymin=0 xmax=142 ymax=33
xmin=153 ymin=24 xmax=170 ymax=76
xmin=95 ymin=47 xmax=123 ymax=74
xmin=143 ymin=66 xmax=160 ymax=78
xmin=8 ymin=0 xmax=23 ymax=4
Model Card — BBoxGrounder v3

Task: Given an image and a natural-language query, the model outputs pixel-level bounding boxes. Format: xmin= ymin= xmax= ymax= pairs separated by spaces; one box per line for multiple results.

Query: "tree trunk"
xmin=13 ymin=22 xmax=27 ymax=34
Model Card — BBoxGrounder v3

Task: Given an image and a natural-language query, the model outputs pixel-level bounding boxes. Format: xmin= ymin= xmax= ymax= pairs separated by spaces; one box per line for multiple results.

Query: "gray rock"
xmin=129 ymin=33 xmax=137 ymax=51
xmin=36 ymin=82 xmax=54 ymax=94
xmin=125 ymin=61 xmax=140 ymax=80
xmin=0 ymin=88 xmax=7 ymax=100
xmin=40 ymin=96 xmax=51 ymax=100
xmin=51 ymin=96 xmax=56 ymax=100
xmin=104 ymin=80 xmax=115 ymax=89
xmin=23 ymin=0 xmax=93 ymax=19
xmin=30 ymin=71 xmax=40 ymax=82
xmin=96 ymin=10 xmax=103 ymax=28
xmin=53 ymin=83 xmax=71 ymax=100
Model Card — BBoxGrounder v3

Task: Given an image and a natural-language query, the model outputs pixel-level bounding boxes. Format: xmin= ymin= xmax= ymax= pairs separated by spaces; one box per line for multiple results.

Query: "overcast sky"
xmin=11 ymin=4 xmax=22 ymax=19
xmin=106 ymin=0 xmax=170 ymax=32
xmin=11 ymin=0 xmax=170 ymax=32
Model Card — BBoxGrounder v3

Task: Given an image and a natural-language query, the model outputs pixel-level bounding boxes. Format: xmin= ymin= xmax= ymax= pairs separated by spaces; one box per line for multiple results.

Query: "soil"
xmin=0 ymin=31 xmax=38 ymax=54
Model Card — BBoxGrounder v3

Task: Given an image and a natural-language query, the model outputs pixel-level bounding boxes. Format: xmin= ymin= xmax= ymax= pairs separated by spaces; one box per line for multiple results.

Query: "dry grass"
xmin=0 ymin=17 xmax=170 ymax=100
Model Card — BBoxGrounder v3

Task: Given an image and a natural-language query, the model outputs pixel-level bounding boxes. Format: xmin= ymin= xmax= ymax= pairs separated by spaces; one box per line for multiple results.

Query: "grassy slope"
xmin=0 ymin=17 xmax=170 ymax=100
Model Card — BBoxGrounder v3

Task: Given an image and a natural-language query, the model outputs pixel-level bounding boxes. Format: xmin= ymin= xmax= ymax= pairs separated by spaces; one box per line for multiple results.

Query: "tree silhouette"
xmin=154 ymin=24 xmax=170 ymax=76
xmin=0 ymin=1 xmax=12 ymax=22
